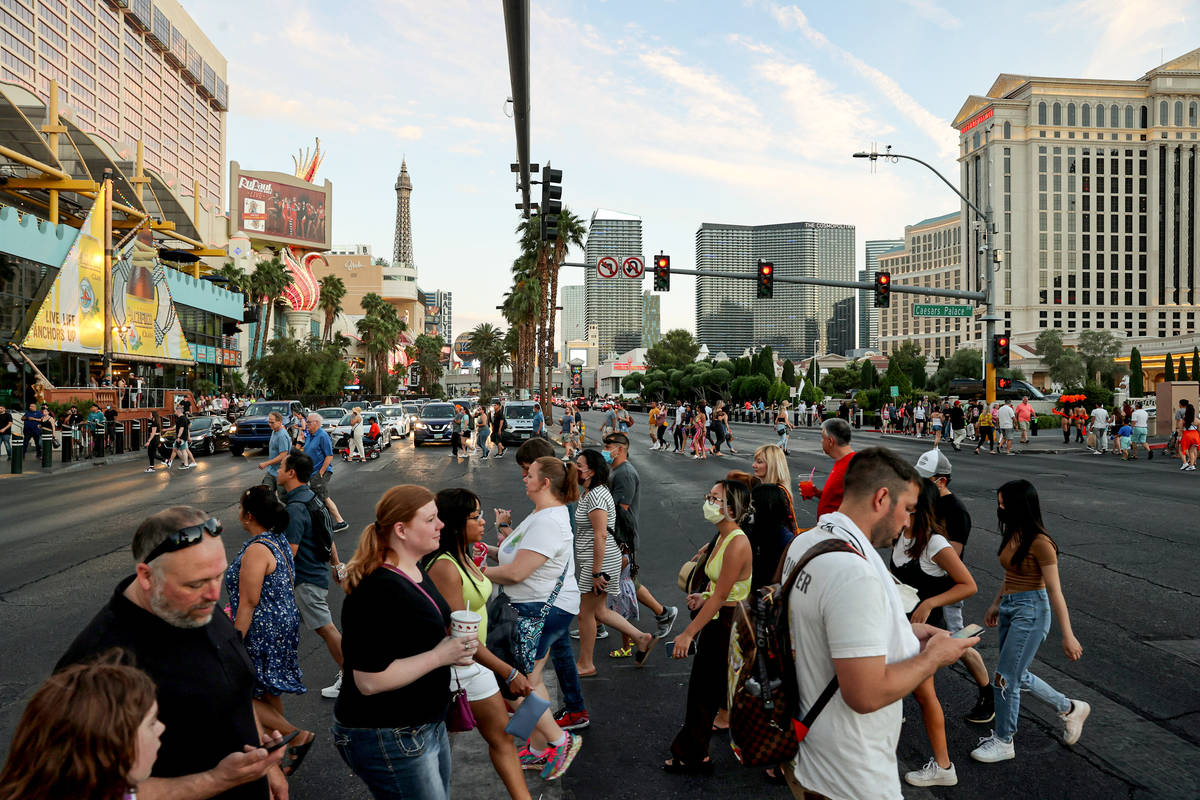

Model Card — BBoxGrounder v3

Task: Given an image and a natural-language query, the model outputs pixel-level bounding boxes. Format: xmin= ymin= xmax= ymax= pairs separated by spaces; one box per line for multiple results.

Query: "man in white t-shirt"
xmin=1089 ymin=402 xmax=1110 ymax=455
xmin=782 ymin=447 xmax=977 ymax=799
xmin=995 ymin=401 xmax=1016 ymax=455
xmin=1129 ymin=401 xmax=1149 ymax=459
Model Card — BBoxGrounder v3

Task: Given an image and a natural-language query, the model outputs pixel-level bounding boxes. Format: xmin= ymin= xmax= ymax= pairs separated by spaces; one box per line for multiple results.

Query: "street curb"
xmin=877 ymin=433 xmax=1071 ymax=455
xmin=0 ymin=449 xmax=143 ymax=479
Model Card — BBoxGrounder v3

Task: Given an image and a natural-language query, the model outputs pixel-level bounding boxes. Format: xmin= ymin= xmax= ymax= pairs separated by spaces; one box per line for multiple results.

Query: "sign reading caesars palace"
xmin=229 ymin=161 xmax=333 ymax=250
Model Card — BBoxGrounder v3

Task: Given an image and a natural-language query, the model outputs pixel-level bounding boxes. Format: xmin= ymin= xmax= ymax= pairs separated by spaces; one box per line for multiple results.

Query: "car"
xmin=160 ymin=414 xmax=231 ymax=456
xmin=330 ymin=411 xmax=392 ymax=449
xmin=401 ymin=401 xmax=423 ymax=427
xmin=313 ymin=407 xmax=345 ymax=432
xmin=340 ymin=400 xmax=372 ymax=411
xmin=501 ymin=400 xmax=542 ymax=445
xmin=229 ymin=401 xmax=306 ymax=456
xmin=412 ymin=402 xmax=457 ymax=446
xmin=372 ymin=404 xmax=412 ymax=439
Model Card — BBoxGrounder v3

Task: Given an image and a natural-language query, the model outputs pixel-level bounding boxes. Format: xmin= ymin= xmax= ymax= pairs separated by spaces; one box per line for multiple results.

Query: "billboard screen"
xmin=229 ymin=162 xmax=332 ymax=250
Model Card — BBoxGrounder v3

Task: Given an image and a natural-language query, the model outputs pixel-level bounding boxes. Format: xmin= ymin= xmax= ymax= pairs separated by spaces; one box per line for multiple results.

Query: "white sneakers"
xmin=1060 ymin=699 xmax=1091 ymax=745
xmin=321 ymin=671 xmax=342 ymax=699
xmin=904 ymin=758 xmax=957 ymax=787
xmin=970 ymin=732 xmax=1015 ymax=763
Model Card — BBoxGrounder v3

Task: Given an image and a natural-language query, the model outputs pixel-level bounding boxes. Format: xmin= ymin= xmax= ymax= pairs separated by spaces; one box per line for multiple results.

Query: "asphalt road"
xmin=0 ymin=411 xmax=1196 ymax=799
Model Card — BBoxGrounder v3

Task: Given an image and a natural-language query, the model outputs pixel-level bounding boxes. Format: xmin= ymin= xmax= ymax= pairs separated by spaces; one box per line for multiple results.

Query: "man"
xmin=1015 ymin=396 xmax=1034 ymax=444
xmin=672 ymin=400 xmax=686 ymax=453
xmin=914 ymin=448 xmax=994 ymax=725
xmin=256 ymin=412 xmax=290 ymax=496
xmin=783 ymin=448 xmax=977 ymax=798
xmin=302 ymin=413 xmax=350 ymax=532
xmin=948 ymin=401 xmax=966 ymax=451
xmin=450 ymin=404 xmax=466 ymax=459
xmin=602 ymin=403 xmax=617 ymax=438
xmin=1129 ymin=401 xmax=1150 ymax=460
xmin=0 ymin=402 xmax=10 ymax=459
xmin=21 ymin=402 xmax=41 ymax=454
xmin=279 ymin=450 xmax=345 ymax=699
xmin=1089 ymin=401 xmax=1110 ymax=455
xmin=603 ymin=432 xmax=678 ymax=640
xmin=532 ymin=402 xmax=546 ymax=440
xmin=995 ymin=399 xmax=1017 ymax=455
xmin=87 ymin=402 xmax=106 ymax=457
xmin=57 ymin=506 xmax=288 ymax=799
xmin=647 ymin=401 xmax=660 ymax=450
xmin=796 ymin=399 xmax=807 ymax=429
xmin=799 ymin=418 xmax=856 ymax=517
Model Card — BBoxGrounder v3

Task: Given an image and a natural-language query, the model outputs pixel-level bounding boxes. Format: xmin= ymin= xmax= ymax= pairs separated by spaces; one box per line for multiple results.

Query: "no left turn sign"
xmin=597 ymin=257 xmax=618 ymax=278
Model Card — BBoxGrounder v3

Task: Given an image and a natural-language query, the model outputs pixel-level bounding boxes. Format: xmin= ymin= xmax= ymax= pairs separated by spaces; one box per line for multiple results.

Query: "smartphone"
xmin=952 ymin=623 xmax=985 ymax=639
xmin=263 ymin=729 xmax=300 ymax=753
xmin=670 ymin=638 xmax=699 ymax=657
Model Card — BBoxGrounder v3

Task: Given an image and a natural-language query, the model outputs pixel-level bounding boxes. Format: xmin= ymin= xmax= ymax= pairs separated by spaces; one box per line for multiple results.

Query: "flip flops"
xmin=609 ymin=644 xmax=634 ymax=658
xmin=634 ymin=635 xmax=660 ymax=667
xmin=280 ymin=731 xmax=316 ymax=776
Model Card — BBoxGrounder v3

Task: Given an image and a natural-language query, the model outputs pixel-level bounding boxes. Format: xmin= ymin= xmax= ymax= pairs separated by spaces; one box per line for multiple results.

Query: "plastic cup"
xmin=450 ymin=610 xmax=482 ymax=639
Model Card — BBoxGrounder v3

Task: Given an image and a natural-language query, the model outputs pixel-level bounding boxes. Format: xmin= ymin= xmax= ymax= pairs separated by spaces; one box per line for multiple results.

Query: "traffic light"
xmin=757 ymin=260 xmax=774 ymax=299
xmin=654 ymin=254 xmax=670 ymax=291
xmin=539 ymin=163 xmax=562 ymax=242
xmin=998 ymin=377 xmax=1013 ymax=389
xmin=874 ymin=271 xmax=891 ymax=307
xmin=993 ymin=333 xmax=1011 ymax=368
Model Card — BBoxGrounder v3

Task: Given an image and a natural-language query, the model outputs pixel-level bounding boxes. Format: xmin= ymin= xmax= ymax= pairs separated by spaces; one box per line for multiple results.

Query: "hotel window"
xmin=1053 ymin=102 xmax=1062 ymax=125
xmin=1067 ymin=103 xmax=1076 ymax=126
xmin=1097 ymin=104 xmax=1105 ymax=127
xmin=1161 ymin=101 xmax=1169 ymax=125
xmin=1038 ymin=102 xmax=1047 ymax=124
xmin=1111 ymin=104 xmax=1119 ymax=128
xmin=1003 ymin=121 xmax=1011 ymax=139
xmin=1141 ymin=105 xmax=1148 ymax=128
xmin=1176 ymin=101 xmax=1184 ymax=126
xmin=1191 ymin=102 xmax=1199 ymax=127
xmin=1081 ymin=104 xmax=1090 ymax=126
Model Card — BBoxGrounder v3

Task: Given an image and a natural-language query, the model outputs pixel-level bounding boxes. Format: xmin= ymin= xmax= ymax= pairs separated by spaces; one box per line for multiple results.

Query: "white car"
xmin=329 ymin=411 xmax=393 ymax=449
xmin=314 ymin=407 xmax=345 ymax=433
xmin=372 ymin=404 xmax=412 ymax=439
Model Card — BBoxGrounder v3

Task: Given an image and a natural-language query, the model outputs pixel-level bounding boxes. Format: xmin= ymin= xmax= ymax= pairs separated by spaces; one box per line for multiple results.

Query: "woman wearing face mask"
xmin=971 ymin=480 xmax=1089 ymax=765
xmin=663 ymin=481 xmax=753 ymax=775
xmin=572 ymin=449 xmax=657 ymax=677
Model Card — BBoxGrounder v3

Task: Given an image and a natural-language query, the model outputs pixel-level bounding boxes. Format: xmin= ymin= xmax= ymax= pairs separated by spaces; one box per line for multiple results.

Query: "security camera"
xmin=978 ymin=245 xmax=987 ymax=254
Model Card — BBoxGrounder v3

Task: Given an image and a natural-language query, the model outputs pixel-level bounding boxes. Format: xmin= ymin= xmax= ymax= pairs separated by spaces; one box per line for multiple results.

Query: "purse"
xmin=486 ymin=555 xmax=571 ymax=675
xmin=678 ymin=531 xmax=721 ymax=593
xmin=446 ymin=672 xmax=477 ymax=732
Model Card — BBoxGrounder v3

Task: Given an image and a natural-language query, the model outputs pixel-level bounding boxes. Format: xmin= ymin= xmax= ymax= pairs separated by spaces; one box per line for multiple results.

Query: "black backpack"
xmin=290 ymin=493 xmax=334 ymax=564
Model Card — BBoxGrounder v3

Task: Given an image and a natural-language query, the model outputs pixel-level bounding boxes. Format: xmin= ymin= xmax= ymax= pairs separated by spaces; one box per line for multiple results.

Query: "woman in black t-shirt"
xmin=333 ymin=484 xmax=478 ymax=800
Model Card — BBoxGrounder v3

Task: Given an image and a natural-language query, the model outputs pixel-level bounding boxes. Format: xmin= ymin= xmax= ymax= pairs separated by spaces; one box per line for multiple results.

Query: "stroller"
xmin=336 ymin=428 xmax=383 ymax=461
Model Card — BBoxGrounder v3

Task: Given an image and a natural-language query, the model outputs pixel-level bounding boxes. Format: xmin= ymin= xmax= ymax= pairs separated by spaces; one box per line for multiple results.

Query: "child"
xmin=1117 ymin=420 xmax=1134 ymax=460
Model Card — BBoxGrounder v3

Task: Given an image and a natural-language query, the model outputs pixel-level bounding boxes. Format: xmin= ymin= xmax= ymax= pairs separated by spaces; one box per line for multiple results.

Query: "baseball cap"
xmin=914 ymin=448 xmax=952 ymax=479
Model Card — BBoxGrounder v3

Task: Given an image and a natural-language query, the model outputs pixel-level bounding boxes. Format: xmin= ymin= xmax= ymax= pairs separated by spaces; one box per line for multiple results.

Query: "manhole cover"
xmin=1145 ymin=639 xmax=1200 ymax=667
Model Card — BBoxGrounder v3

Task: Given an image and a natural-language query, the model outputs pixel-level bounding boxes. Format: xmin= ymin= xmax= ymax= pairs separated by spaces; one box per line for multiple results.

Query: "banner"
xmin=21 ymin=185 xmax=103 ymax=353
xmin=110 ymin=238 xmax=194 ymax=362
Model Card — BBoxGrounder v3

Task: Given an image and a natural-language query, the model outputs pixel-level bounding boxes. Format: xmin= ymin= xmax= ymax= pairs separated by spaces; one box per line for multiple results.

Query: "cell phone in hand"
xmin=952 ymin=623 xmax=985 ymax=639
xmin=263 ymin=729 xmax=300 ymax=753
xmin=670 ymin=638 xmax=698 ymax=657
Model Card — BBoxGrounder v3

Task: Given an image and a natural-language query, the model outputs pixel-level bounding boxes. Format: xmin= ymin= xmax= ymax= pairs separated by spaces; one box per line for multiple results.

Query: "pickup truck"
xmin=228 ymin=400 xmax=306 ymax=456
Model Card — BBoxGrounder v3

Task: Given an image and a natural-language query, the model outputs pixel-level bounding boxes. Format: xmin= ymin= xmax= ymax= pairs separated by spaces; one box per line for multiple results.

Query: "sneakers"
xmin=540 ymin=731 xmax=582 ymax=780
xmin=332 ymin=521 xmax=349 ymax=533
xmin=554 ymin=708 xmax=591 ymax=731
xmin=904 ymin=757 xmax=958 ymax=787
xmin=654 ymin=606 xmax=679 ymax=639
xmin=569 ymin=624 xmax=608 ymax=640
xmin=164 ymin=460 xmax=173 ymax=469
xmin=144 ymin=467 xmax=156 ymax=473
xmin=970 ymin=732 xmax=1015 ymax=763
xmin=320 ymin=671 xmax=342 ymax=699
xmin=965 ymin=687 xmax=995 ymax=724
xmin=1059 ymin=699 xmax=1090 ymax=745
xmin=518 ymin=743 xmax=550 ymax=771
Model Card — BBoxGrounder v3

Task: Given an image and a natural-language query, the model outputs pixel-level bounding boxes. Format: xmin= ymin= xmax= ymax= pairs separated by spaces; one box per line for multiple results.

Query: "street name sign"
xmin=912 ymin=304 xmax=973 ymax=317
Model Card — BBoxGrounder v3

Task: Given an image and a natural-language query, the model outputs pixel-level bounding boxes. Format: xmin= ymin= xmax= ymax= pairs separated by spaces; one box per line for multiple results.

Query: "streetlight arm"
xmin=855 ymin=148 xmax=987 ymax=223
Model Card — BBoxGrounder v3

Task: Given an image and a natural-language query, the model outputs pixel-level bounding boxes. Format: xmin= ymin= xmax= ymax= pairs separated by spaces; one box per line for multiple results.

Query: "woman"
xmin=572 ymin=449 xmax=657 ymax=676
xmin=890 ymin=481 xmax=979 ymax=787
xmin=333 ymin=485 xmax=479 ymax=800
xmin=881 ymin=404 xmax=891 ymax=434
xmin=144 ymin=420 xmax=164 ymax=473
xmin=348 ymin=407 xmax=365 ymax=462
xmin=748 ymin=444 xmax=797 ymax=589
xmin=664 ymin=480 xmax=753 ymax=774
xmin=491 ymin=401 xmax=507 ymax=459
xmin=1073 ymin=406 xmax=1089 ymax=443
xmin=709 ymin=401 xmax=727 ymax=456
xmin=1060 ymin=407 xmax=1072 ymax=444
xmin=225 ymin=485 xmax=313 ymax=775
xmin=975 ymin=404 xmax=996 ymax=455
xmin=691 ymin=407 xmax=708 ymax=460
xmin=425 ymin=488 xmax=533 ymax=800
xmin=971 ymin=480 xmax=1088 ymax=764
xmin=930 ymin=404 xmax=944 ymax=448
xmin=0 ymin=654 xmax=164 ymax=800
xmin=774 ymin=401 xmax=793 ymax=454
xmin=561 ymin=403 xmax=577 ymax=460
xmin=487 ymin=457 xmax=586 ymax=780
xmin=1180 ymin=403 xmax=1199 ymax=471
xmin=475 ymin=402 xmax=492 ymax=459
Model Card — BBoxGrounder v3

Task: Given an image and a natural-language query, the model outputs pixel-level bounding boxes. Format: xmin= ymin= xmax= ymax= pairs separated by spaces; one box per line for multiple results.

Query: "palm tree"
xmin=214 ymin=261 xmax=249 ymax=293
xmin=317 ymin=274 xmax=346 ymax=342
xmin=468 ymin=322 xmax=504 ymax=391
xmin=356 ymin=292 xmax=406 ymax=395
xmin=250 ymin=256 xmax=291 ymax=360
xmin=503 ymin=253 xmax=540 ymax=390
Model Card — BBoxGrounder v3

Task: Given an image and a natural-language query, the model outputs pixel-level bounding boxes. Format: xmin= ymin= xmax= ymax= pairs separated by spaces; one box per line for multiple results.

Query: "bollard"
xmin=1031 ymin=417 xmax=1039 ymax=437
xmin=11 ymin=436 xmax=23 ymax=473
xmin=62 ymin=425 xmax=73 ymax=463
xmin=93 ymin=427 xmax=104 ymax=458
xmin=115 ymin=422 xmax=125 ymax=454
xmin=42 ymin=432 xmax=53 ymax=469
xmin=131 ymin=419 xmax=142 ymax=449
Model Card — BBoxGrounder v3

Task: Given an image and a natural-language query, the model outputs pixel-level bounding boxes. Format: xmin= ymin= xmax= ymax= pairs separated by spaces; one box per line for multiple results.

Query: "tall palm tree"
xmin=468 ymin=322 xmax=504 ymax=391
xmin=317 ymin=274 xmax=346 ymax=342
xmin=214 ymin=261 xmax=249 ymax=293
xmin=503 ymin=253 xmax=540 ymax=390
xmin=250 ymin=256 xmax=290 ymax=360
xmin=356 ymin=292 xmax=406 ymax=394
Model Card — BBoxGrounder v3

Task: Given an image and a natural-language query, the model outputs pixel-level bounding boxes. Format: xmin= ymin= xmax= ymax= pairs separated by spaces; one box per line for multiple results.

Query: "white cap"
xmin=915 ymin=448 xmax=952 ymax=478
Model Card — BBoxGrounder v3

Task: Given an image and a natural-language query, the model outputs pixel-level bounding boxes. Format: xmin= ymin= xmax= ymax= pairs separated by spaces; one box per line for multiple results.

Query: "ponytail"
xmin=533 ymin=456 xmax=580 ymax=504
xmin=343 ymin=484 xmax=435 ymax=593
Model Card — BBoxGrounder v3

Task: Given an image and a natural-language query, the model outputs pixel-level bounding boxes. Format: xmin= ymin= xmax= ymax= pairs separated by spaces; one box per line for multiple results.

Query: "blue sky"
xmin=189 ymin=0 xmax=1197 ymax=338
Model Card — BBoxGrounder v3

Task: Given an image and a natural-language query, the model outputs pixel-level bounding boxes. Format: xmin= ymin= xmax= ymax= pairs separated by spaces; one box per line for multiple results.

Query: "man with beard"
xmin=57 ymin=507 xmax=288 ymax=799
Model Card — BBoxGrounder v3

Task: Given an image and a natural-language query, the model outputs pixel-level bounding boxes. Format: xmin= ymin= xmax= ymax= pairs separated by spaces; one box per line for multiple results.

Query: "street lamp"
xmin=853 ymin=145 xmax=1001 ymax=404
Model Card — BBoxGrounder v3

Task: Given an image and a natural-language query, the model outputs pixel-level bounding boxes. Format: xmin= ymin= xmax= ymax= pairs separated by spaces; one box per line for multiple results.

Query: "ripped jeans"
xmin=993 ymin=589 xmax=1071 ymax=742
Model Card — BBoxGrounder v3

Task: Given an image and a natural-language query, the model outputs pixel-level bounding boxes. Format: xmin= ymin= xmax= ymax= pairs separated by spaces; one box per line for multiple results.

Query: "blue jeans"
xmin=993 ymin=589 xmax=1070 ymax=741
xmin=331 ymin=720 xmax=451 ymax=800
xmin=475 ymin=428 xmax=490 ymax=456
xmin=512 ymin=602 xmax=585 ymax=713
xmin=776 ymin=431 xmax=789 ymax=449
xmin=0 ymin=433 xmax=9 ymax=457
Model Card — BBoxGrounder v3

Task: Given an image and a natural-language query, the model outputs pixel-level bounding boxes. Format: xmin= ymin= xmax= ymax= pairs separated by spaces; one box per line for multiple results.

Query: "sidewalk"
xmin=0 ymin=447 xmax=144 ymax=480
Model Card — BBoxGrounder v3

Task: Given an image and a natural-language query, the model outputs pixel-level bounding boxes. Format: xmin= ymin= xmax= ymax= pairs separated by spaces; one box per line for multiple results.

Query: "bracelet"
xmin=498 ymin=522 xmax=511 ymax=529
xmin=505 ymin=668 xmax=518 ymax=684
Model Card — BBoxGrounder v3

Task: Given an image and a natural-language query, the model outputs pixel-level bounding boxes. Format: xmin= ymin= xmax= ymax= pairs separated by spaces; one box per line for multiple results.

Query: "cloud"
xmin=726 ymin=33 xmax=777 ymax=55
xmin=1031 ymin=0 xmax=1193 ymax=79
xmin=448 ymin=143 xmax=483 ymax=156
xmin=898 ymin=0 xmax=962 ymax=29
xmin=393 ymin=125 xmax=423 ymax=140
xmin=638 ymin=50 xmax=762 ymax=122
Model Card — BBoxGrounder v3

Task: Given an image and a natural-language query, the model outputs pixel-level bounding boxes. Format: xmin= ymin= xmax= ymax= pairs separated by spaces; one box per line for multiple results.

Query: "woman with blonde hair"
xmin=0 ymin=653 xmax=164 ymax=800
xmin=774 ymin=400 xmax=794 ymax=454
xmin=348 ymin=406 xmax=365 ymax=462
xmin=333 ymin=484 xmax=478 ymax=800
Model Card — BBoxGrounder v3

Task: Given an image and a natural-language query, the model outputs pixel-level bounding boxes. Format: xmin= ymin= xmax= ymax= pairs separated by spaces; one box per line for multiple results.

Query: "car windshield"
xmin=244 ymin=403 xmax=289 ymax=417
xmin=403 ymin=403 xmax=421 ymax=414
xmin=505 ymin=405 xmax=538 ymax=419
xmin=317 ymin=408 xmax=343 ymax=420
xmin=376 ymin=406 xmax=403 ymax=417
xmin=189 ymin=417 xmax=214 ymax=431
xmin=420 ymin=404 xmax=455 ymax=419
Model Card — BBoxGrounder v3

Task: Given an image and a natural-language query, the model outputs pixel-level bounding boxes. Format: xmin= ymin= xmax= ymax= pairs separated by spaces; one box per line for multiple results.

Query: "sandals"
xmin=662 ymin=756 xmax=714 ymax=774
xmin=280 ymin=731 xmax=316 ymax=776
xmin=634 ymin=635 xmax=660 ymax=667
xmin=609 ymin=644 xmax=634 ymax=658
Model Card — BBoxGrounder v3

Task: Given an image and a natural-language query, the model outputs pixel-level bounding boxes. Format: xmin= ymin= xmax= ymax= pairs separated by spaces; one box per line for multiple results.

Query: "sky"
xmin=189 ymin=0 xmax=1197 ymax=341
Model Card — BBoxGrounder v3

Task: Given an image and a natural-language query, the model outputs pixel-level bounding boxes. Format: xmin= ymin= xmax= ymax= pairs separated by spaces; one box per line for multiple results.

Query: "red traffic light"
xmin=878 ymin=273 xmax=889 ymax=285
xmin=760 ymin=264 xmax=772 ymax=276
xmin=656 ymin=257 xmax=669 ymax=269
xmin=997 ymin=336 xmax=1009 ymax=347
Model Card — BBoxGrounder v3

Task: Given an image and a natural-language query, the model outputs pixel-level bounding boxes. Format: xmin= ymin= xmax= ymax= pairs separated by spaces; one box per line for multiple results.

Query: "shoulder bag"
xmin=485 ymin=535 xmax=572 ymax=676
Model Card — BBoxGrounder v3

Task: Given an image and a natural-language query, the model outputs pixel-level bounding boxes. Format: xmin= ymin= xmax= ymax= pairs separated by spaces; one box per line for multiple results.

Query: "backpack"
xmin=289 ymin=493 xmax=334 ymax=564
xmin=727 ymin=538 xmax=864 ymax=768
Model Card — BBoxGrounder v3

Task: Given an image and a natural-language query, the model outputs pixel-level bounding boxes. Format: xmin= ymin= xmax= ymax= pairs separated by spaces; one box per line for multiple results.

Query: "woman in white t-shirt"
xmin=487 ymin=456 xmax=584 ymax=781
xmin=889 ymin=480 xmax=979 ymax=788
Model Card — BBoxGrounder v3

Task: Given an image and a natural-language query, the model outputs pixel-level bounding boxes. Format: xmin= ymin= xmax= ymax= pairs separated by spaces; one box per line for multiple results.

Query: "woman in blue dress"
xmin=225 ymin=485 xmax=314 ymax=775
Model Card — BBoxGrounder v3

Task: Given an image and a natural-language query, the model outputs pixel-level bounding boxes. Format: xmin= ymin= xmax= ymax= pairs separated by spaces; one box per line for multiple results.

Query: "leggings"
xmin=977 ymin=426 xmax=995 ymax=450
xmin=692 ymin=427 xmax=706 ymax=455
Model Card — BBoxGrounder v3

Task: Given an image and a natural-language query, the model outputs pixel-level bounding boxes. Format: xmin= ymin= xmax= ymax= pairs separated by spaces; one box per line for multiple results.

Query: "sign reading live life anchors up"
xmin=912 ymin=304 xmax=974 ymax=318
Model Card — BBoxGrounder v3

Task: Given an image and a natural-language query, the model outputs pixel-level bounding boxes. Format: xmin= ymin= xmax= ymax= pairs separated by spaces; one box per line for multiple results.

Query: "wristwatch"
xmin=593 ymin=572 xmax=610 ymax=581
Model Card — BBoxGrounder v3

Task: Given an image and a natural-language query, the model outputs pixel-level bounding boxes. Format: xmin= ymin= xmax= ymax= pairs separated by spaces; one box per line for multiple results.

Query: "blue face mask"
xmin=601 ymin=449 xmax=614 ymax=464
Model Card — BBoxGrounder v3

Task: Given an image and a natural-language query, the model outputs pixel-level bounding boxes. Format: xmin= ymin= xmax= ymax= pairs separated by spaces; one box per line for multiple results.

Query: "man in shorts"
xmin=1089 ymin=401 xmax=1110 ymax=455
xmin=1129 ymin=401 xmax=1149 ymax=460
xmin=303 ymin=412 xmax=349 ymax=532
xmin=995 ymin=400 xmax=1016 ymax=455
xmin=602 ymin=404 xmax=617 ymax=438
xmin=257 ymin=412 xmax=290 ymax=498
xmin=1016 ymin=396 xmax=1034 ymax=444
xmin=168 ymin=410 xmax=197 ymax=470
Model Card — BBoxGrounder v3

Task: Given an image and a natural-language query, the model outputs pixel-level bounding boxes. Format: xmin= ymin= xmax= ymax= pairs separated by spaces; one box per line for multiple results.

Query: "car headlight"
xmin=229 ymin=425 xmax=237 ymax=433
xmin=413 ymin=422 xmax=425 ymax=429
xmin=191 ymin=435 xmax=204 ymax=441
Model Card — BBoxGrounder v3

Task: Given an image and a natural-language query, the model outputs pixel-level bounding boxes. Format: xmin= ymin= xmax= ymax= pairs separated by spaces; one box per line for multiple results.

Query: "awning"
xmin=56 ymin=118 xmax=140 ymax=205
xmin=143 ymin=168 xmax=204 ymax=242
xmin=0 ymin=83 xmax=63 ymax=171
xmin=111 ymin=352 xmax=196 ymax=367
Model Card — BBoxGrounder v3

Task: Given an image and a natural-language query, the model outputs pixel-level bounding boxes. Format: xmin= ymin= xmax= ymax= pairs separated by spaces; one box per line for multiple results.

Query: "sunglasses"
xmin=142 ymin=518 xmax=223 ymax=564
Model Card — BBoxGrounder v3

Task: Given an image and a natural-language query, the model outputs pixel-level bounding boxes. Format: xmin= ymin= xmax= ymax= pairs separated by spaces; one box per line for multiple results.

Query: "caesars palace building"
xmin=938 ymin=48 xmax=1200 ymax=351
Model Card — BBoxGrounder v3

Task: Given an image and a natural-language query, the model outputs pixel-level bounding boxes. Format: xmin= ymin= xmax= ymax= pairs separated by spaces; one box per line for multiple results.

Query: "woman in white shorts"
xmin=426 ymin=488 xmax=534 ymax=800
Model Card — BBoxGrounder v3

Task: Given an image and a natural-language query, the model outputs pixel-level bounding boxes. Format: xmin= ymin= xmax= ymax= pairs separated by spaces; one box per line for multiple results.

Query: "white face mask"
xmin=702 ymin=500 xmax=725 ymax=524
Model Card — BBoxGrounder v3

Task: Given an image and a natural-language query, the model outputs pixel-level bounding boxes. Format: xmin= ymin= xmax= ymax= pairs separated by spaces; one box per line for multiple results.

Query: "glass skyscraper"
xmin=861 ymin=239 xmax=903 ymax=350
xmin=584 ymin=209 xmax=643 ymax=359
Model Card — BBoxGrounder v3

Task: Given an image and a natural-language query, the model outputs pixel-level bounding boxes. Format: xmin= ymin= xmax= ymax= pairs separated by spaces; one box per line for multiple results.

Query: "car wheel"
xmin=230 ymin=445 xmax=243 ymax=457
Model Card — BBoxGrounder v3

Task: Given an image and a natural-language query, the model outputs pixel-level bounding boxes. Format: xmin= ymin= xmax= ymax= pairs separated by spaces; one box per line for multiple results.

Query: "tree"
xmin=1192 ymin=347 xmax=1199 ymax=383
xmin=469 ymin=323 xmax=506 ymax=392
xmin=859 ymin=359 xmax=878 ymax=390
xmin=1165 ymin=353 xmax=1176 ymax=381
xmin=317 ymin=274 xmax=346 ymax=342
xmin=1179 ymin=355 xmax=1190 ymax=381
xmin=622 ymin=372 xmax=645 ymax=393
xmin=806 ymin=357 xmax=819 ymax=388
xmin=888 ymin=341 xmax=925 ymax=377
xmin=356 ymin=293 xmax=406 ymax=395
xmin=501 ymin=253 xmax=540 ymax=391
xmin=406 ymin=334 xmax=446 ymax=395
xmin=1050 ymin=350 xmax=1086 ymax=388
xmin=929 ymin=349 xmax=982 ymax=393
xmin=248 ymin=256 xmax=291 ymax=361
xmin=1077 ymin=329 xmax=1122 ymax=383
xmin=1035 ymin=329 xmax=1065 ymax=366
xmin=373 ymin=257 xmax=389 ymax=266
xmin=248 ymin=335 xmax=353 ymax=398
xmin=1129 ymin=347 xmax=1144 ymax=397
xmin=782 ymin=359 xmax=796 ymax=387
xmin=645 ymin=329 xmax=700 ymax=371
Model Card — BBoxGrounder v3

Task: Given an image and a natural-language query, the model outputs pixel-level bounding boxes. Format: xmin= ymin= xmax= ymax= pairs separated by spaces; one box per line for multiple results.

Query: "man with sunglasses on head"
xmin=57 ymin=507 xmax=289 ymax=799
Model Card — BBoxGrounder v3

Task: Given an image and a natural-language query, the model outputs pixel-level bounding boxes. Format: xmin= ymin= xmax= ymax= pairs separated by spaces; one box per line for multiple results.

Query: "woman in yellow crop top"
xmin=663 ymin=480 xmax=752 ymax=775
xmin=425 ymin=488 xmax=534 ymax=800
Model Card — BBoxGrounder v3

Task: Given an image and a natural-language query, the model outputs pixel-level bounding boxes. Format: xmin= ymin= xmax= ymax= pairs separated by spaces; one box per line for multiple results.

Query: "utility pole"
xmin=853 ymin=146 xmax=1001 ymax=405
xmin=102 ymin=172 xmax=114 ymax=383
